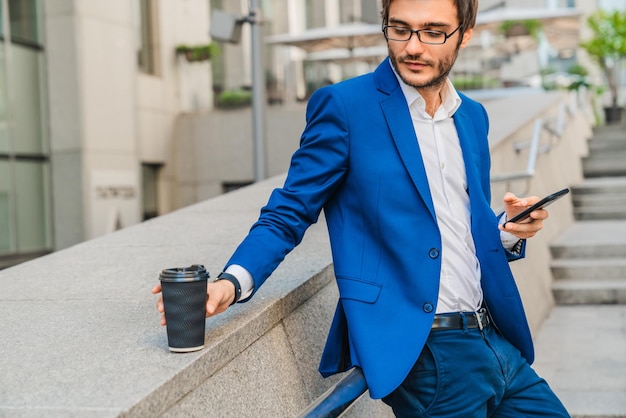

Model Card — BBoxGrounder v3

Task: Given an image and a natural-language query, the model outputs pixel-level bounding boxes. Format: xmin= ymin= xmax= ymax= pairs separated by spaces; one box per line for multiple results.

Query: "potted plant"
xmin=580 ymin=9 xmax=626 ymax=124
xmin=175 ymin=43 xmax=219 ymax=63
xmin=216 ymin=88 xmax=252 ymax=109
xmin=499 ymin=19 xmax=542 ymax=38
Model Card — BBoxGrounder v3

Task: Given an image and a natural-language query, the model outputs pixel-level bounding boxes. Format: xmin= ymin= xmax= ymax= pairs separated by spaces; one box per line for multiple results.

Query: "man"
xmin=154 ymin=0 xmax=569 ymax=415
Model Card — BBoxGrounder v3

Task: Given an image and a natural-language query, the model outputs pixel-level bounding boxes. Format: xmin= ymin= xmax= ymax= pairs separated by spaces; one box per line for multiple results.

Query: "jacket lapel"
xmin=375 ymin=60 xmax=437 ymax=222
xmin=454 ymin=104 xmax=492 ymax=230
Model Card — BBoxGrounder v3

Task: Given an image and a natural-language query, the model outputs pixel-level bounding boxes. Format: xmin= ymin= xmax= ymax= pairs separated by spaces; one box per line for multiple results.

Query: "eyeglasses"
xmin=382 ymin=25 xmax=462 ymax=45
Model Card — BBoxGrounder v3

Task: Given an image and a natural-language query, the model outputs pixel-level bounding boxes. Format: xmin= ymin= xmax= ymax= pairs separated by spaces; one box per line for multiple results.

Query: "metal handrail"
xmin=491 ymin=95 xmax=576 ymax=195
xmin=491 ymin=118 xmax=544 ymax=185
xmin=296 ymin=368 xmax=367 ymax=418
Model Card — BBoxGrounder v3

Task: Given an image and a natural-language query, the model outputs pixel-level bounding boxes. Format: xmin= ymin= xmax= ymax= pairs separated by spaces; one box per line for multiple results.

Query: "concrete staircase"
xmin=551 ymin=125 xmax=626 ymax=304
xmin=533 ymin=124 xmax=626 ymax=418
xmin=582 ymin=124 xmax=626 ymax=178
xmin=550 ymin=220 xmax=626 ymax=304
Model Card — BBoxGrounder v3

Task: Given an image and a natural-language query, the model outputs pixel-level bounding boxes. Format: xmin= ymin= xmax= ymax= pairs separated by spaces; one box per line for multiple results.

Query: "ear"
xmin=459 ymin=28 xmax=473 ymax=49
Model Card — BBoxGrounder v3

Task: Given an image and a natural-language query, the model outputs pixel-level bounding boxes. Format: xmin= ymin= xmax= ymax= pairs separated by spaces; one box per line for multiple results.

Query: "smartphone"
xmin=504 ymin=187 xmax=570 ymax=225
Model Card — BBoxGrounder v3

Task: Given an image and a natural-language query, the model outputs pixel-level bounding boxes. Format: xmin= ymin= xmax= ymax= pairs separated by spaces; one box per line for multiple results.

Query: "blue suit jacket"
xmin=226 ymin=59 xmax=534 ymax=399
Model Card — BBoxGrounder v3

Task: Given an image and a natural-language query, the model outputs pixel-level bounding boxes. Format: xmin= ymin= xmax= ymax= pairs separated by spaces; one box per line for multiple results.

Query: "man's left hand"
xmin=499 ymin=192 xmax=548 ymax=239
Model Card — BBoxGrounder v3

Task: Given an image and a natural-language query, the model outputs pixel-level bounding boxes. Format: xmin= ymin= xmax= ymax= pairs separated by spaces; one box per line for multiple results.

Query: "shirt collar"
xmin=389 ymin=60 xmax=462 ymax=118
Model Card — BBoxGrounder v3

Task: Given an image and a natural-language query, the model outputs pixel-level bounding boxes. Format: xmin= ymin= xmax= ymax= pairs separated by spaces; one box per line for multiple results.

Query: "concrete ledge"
xmin=0 ymin=175 xmax=346 ymax=417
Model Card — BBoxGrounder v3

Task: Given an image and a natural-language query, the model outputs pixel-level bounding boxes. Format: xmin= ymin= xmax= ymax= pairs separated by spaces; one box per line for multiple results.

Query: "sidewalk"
xmin=533 ymin=305 xmax=626 ymax=417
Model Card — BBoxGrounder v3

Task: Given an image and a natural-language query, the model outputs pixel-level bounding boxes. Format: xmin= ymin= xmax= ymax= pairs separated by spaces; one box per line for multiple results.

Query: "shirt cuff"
xmin=499 ymin=214 xmax=521 ymax=251
xmin=224 ymin=264 xmax=254 ymax=300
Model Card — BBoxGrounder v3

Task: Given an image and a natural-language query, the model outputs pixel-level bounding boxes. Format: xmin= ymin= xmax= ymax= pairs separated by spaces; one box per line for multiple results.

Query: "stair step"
xmin=550 ymin=221 xmax=626 ymax=258
xmin=570 ymin=177 xmax=626 ymax=220
xmin=572 ymin=176 xmax=626 ymax=192
xmin=591 ymin=124 xmax=626 ymax=141
xmin=583 ymin=147 xmax=626 ymax=160
xmin=574 ymin=208 xmax=626 ymax=221
xmin=552 ymin=279 xmax=626 ymax=305
xmin=551 ymin=243 xmax=626 ymax=259
xmin=586 ymin=139 xmax=626 ymax=151
xmin=551 ymin=258 xmax=626 ymax=280
xmin=572 ymin=192 xmax=626 ymax=205
xmin=582 ymin=158 xmax=626 ymax=176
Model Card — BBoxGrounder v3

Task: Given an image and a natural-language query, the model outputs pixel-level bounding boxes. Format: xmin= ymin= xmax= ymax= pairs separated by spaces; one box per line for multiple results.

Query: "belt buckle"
xmin=475 ymin=311 xmax=484 ymax=331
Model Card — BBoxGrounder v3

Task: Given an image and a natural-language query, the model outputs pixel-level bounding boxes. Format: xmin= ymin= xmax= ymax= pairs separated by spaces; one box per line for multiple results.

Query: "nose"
xmin=404 ymin=33 xmax=426 ymax=55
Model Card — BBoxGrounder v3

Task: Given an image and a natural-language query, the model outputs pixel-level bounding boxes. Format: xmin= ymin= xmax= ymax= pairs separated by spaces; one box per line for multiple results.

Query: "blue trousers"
xmin=382 ymin=320 xmax=569 ymax=417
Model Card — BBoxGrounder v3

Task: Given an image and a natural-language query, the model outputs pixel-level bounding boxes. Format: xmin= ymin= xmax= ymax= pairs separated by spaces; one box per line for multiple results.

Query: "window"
xmin=0 ymin=0 xmax=50 ymax=266
xmin=305 ymin=0 xmax=326 ymax=29
xmin=7 ymin=0 xmax=41 ymax=45
xmin=340 ymin=0 xmax=380 ymax=24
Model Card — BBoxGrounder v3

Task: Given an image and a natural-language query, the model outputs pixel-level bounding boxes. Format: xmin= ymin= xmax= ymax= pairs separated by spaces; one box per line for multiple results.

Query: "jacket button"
xmin=429 ymin=248 xmax=440 ymax=259
xmin=423 ymin=303 xmax=434 ymax=313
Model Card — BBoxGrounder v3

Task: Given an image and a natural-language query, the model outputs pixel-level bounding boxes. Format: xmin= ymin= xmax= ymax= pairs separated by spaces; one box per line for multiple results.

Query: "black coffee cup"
xmin=159 ymin=264 xmax=210 ymax=352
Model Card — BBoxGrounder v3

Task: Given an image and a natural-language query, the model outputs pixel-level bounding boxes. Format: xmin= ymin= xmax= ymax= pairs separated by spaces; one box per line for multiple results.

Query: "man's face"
xmin=386 ymin=0 xmax=473 ymax=91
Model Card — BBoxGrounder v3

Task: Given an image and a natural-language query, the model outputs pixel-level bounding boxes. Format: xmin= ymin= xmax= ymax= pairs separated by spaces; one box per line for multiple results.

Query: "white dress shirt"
xmin=395 ymin=73 xmax=483 ymax=313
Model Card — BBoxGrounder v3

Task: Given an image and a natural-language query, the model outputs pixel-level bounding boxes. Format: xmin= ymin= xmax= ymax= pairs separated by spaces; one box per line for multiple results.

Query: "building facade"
xmin=1 ymin=0 xmax=622 ymax=268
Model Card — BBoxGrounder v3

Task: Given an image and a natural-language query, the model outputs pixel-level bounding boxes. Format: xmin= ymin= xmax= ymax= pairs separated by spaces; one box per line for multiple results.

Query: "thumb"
xmin=206 ymin=299 xmax=217 ymax=315
xmin=503 ymin=192 xmax=517 ymax=204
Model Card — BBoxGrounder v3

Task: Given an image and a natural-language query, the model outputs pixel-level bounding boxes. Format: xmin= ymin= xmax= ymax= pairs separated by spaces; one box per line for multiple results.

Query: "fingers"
xmin=151 ymin=283 xmax=166 ymax=325
xmin=503 ymin=192 xmax=537 ymax=209
xmin=500 ymin=208 xmax=549 ymax=239
xmin=205 ymin=281 xmax=234 ymax=317
xmin=502 ymin=192 xmax=518 ymax=205
xmin=154 ymin=303 xmax=166 ymax=326
xmin=153 ymin=281 xmax=234 ymax=326
xmin=151 ymin=283 xmax=162 ymax=294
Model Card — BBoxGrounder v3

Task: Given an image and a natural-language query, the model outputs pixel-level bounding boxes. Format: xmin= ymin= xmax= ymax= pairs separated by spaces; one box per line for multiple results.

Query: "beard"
xmin=389 ymin=45 xmax=460 ymax=90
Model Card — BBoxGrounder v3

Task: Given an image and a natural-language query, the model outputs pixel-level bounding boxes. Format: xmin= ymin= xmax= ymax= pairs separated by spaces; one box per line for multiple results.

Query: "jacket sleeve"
xmin=224 ymin=85 xmax=350 ymax=297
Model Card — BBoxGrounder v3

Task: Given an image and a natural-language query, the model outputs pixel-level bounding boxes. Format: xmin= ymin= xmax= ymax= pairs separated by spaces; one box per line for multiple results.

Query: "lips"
xmin=402 ymin=60 xmax=430 ymax=71
xmin=399 ymin=56 xmax=432 ymax=69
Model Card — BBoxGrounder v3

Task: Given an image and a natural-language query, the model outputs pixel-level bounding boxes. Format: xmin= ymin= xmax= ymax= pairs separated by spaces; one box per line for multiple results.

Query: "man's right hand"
xmin=151 ymin=280 xmax=236 ymax=326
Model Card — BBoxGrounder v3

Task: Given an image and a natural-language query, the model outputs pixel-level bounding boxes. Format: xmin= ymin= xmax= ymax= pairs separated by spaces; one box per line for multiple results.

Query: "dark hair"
xmin=380 ymin=0 xmax=478 ymax=35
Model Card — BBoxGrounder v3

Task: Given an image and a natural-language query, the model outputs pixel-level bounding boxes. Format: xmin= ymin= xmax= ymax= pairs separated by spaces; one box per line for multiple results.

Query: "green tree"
xmin=580 ymin=9 xmax=626 ymax=107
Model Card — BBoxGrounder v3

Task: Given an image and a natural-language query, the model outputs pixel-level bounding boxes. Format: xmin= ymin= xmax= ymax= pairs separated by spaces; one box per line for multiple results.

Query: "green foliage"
xmin=580 ymin=10 xmax=626 ymax=62
xmin=499 ymin=19 xmax=543 ymax=38
xmin=452 ymin=74 xmax=499 ymax=90
xmin=175 ymin=43 xmax=220 ymax=62
xmin=565 ymin=64 xmax=592 ymax=91
xmin=216 ymin=89 xmax=252 ymax=109
xmin=580 ymin=9 xmax=626 ymax=106
xmin=567 ymin=63 xmax=589 ymax=77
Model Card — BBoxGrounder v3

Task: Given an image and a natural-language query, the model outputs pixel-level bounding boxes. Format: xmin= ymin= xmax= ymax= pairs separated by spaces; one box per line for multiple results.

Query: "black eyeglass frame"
xmin=382 ymin=24 xmax=462 ymax=45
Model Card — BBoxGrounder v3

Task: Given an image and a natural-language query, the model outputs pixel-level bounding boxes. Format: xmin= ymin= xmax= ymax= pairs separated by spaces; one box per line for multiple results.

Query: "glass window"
xmin=14 ymin=160 xmax=49 ymax=252
xmin=305 ymin=0 xmax=325 ymax=29
xmin=360 ymin=0 xmax=380 ymax=24
xmin=11 ymin=44 xmax=45 ymax=154
xmin=340 ymin=0 xmax=379 ymax=24
xmin=0 ymin=160 xmax=13 ymax=254
xmin=340 ymin=0 xmax=356 ymax=23
xmin=0 ymin=0 xmax=50 ymax=265
xmin=8 ymin=0 xmax=41 ymax=45
xmin=0 ymin=44 xmax=8 ymax=154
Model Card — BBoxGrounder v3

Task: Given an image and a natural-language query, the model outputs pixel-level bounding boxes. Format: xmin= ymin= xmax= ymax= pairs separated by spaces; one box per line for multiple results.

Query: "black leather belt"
xmin=431 ymin=309 xmax=489 ymax=331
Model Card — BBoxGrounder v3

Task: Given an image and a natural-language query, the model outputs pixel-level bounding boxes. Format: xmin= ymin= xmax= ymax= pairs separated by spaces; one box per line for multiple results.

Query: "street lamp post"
xmin=248 ymin=0 xmax=266 ymax=182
